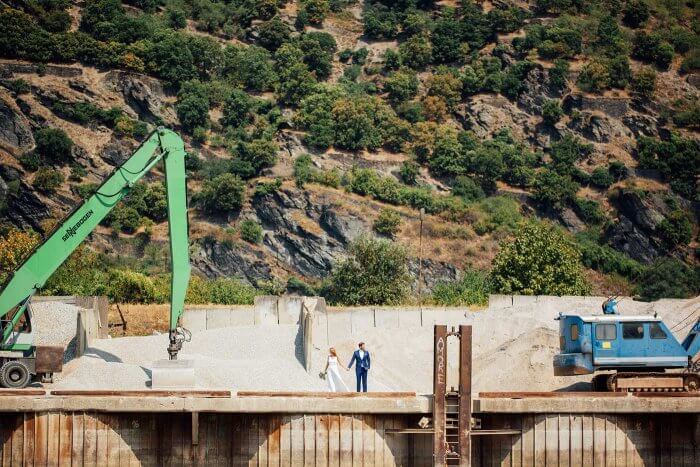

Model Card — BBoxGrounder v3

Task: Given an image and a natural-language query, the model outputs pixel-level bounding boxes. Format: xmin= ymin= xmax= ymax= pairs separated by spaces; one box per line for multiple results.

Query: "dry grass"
xmin=108 ymin=304 xmax=171 ymax=337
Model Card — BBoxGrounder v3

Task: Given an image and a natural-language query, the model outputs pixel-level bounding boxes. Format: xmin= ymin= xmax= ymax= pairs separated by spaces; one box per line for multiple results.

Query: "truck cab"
xmin=554 ymin=314 xmax=690 ymax=376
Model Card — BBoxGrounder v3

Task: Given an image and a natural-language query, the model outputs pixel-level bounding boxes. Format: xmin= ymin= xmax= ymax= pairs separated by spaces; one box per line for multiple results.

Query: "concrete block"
xmin=311 ymin=311 xmax=328 ymax=348
xmin=488 ymin=294 xmax=513 ymax=310
xmin=512 ymin=295 xmax=538 ymax=307
xmin=327 ymin=309 xmax=352 ymax=344
xmin=150 ymin=360 xmax=195 ymax=389
xmin=278 ymin=296 xmax=303 ymax=324
xmin=350 ymin=307 xmax=375 ymax=335
xmin=375 ymin=307 xmax=399 ymax=328
xmin=206 ymin=309 xmax=231 ymax=329
xmin=420 ymin=307 xmax=447 ymax=326
xmin=397 ymin=307 xmax=422 ymax=328
xmin=182 ymin=310 xmax=206 ymax=333
xmin=440 ymin=308 xmax=469 ymax=326
xmin=254 ymin=296 xmax=279 ymax=325
xmin=229 ymin=307 xmax=255 ymax=326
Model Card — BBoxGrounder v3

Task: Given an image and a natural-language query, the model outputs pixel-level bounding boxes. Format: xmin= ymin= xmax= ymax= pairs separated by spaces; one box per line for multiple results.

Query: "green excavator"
xmin=0 ymin=128 xmax=192 ymax=388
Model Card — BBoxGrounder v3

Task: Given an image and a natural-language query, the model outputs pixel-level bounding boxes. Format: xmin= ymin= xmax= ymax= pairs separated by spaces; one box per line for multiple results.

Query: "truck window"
xmin=595 ymin=323 xmax=616 ymax=340
xmin=650 ymin=323 xmax=667 ymax=339
xmin=622 ymin=323 xmax=644 ymax=339
xmin=570 ymin=324 xmax=579 ymax=340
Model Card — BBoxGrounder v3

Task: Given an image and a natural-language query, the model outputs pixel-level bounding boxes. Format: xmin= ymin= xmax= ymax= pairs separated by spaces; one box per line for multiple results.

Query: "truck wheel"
xmin=685 ymin=374 xmax=699 ymax=392
xmin=0 ymin=360 xmax=31 ymax=389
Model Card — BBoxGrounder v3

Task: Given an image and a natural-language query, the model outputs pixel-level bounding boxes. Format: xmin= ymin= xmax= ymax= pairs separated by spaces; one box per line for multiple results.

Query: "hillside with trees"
xmin=0 ymin=0 xmax=698 ymax=305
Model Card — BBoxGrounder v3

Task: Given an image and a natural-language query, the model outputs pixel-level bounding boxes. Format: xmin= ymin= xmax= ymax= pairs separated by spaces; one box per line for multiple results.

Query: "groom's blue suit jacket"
xmin=348 ymin=350 xmax=371 ymax=373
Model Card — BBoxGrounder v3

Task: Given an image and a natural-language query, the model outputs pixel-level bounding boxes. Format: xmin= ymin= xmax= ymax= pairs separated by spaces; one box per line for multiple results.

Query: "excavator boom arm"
xmin=0 ymin=128 xmax=190 ymax=355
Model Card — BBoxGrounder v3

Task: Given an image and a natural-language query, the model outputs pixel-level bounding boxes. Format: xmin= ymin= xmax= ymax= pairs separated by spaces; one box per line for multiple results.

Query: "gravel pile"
xmin=52 ymin=325 xmax=327 ymax=391
xmin=30 ymin=300 xmax=79 ymax=363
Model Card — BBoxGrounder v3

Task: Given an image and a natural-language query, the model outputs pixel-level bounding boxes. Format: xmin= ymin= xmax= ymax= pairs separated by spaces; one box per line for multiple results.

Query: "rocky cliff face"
xmin=0 ymin=0 xmax=697 ymax=298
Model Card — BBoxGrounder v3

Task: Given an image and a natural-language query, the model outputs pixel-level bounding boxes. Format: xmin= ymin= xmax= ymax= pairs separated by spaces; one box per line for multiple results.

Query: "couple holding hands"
xmin=323 ymin=342 xmax=370 ymax=392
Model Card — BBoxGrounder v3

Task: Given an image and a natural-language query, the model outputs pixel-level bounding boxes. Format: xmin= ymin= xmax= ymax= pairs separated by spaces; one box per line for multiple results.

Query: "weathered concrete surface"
xmin=1 ymin=394 xmax=698 ymax=414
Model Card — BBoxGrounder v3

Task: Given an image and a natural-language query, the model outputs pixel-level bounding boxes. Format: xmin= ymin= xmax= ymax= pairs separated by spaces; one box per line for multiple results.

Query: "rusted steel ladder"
xmin=433 ymin=325 xmax=472 ymax=467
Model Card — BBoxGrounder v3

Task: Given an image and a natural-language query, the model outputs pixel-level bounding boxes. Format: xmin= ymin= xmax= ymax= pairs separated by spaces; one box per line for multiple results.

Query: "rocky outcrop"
xmin=0 ymin=97 xmax=34 ymax=152
xmin=408 ymin=258 xmax=458 ymax=290
xmin=567 ymin=111 xmax=633 ymax=143
xmin=103 ymin=71 xmax=175 ymax=123
xmin=0 ymin=179 xmax=50 ymax=232
xmin=319 ymin=209 xmax=364 ymax=244
xmin=254 ymin=188 xmax=346 ymax=278
xmin=101 ymin=138 xmax=135 ymax=167
xmin=191 ymin=236 xmax=272 ymax=285
xmin=518 ymin=66 xmax=552 ymax=114
xmin=606 ymin=215 xmax=659 ymax=264
xmin=563 ymin=95 xmax=629 ymax=119
xmin=0 ymin=62 xmax=82 ymax=78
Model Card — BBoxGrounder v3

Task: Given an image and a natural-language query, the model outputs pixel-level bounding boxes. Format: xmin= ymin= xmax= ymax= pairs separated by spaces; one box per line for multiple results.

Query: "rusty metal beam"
xmin=459 ymin=325 xmax=472 ymax=467
xmin=236 ymin=391 xmax=416 ymax=398
xmin=0 ymin=389 xmax=45 ymax=396
xmin=49 ymin=390 xmax=231 ymax=398
xmin=478 ymin=392 xmax=629 ymax=399
xmin=433 ymin=325 xmax=447 ymax=467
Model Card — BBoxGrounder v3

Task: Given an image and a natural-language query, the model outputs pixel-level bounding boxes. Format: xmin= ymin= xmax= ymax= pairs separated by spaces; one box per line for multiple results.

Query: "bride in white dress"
xmin=323 ymin=348 xmax=349 ymax=392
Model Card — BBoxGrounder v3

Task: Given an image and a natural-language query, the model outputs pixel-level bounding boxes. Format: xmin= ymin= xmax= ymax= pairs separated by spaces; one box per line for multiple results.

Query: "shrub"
xmin=199 ymin=173 xmax=246 ymax=213
xmin=373 ymin=208 xmax=402 ymax=236
xmin=577 ymin=61 xmax=609 ymax=93
xmin=7 ymin=78 xmax=30 ymax=94
xmin=623 ymin=0 xmax=650 ymax=28
xmin=637 ymin=134 xmax=699 ymax=199
xmin=636 ymin=258 xmax=699 ymax=300
xmin=431 ymin=13 xmax=463 ymax=64
xmin=300 ymin=0 xmax=329 ymax=25
xmin=176 ymin=85 xmax=210 ymax=133
xmin=541 ymin=99 xmax=563 ymax=125
xmin=548 ymin=59 xmax=569 ymax=90
xmin=239 ymin=219 xmax=264 ymax=244
xmin=362 ymin=4 xmax=398 ymax=39
xmin=106 ymin=204 xmax=141 ymax=233
xmin=490 ymin=221 xmax=590 ymax=295
xmin=34 ymin=127 xmax=73 ymax=164
xmin=575 ymin=232 xmax=642 ymax=279
xmin=432 ymin=269 xmax=489 ymax=306
xmin=573 ymin=198 xmax=605 ymax=224
xmin=399 ymin=160 xmax=419 ymax=185
xmin=384 ymin=69 xmax=419 ymax=103
xmin=657 ymin=210 xmax=692 ymax=251
xmin=221 ymin=89 xmax=252 ymax=128
xmin=322 ymin=236 xmax=411 ymax=305
xmin=632 ymin=67 xmax=656 ymax=99
xmin=399 ymin=34 xmax=432 ymax=69
xmin=0 ymin=229 xmax=39 ymax=284
xmin=533 ymin=169 xmax=578 ymax=210
xmin=19 ymin=152 xmax=41 ymax=171
xmin=108 ymin=269 xmax=157 ymax=303
xmin=257 ymin=17 xmax=290 ymax=51
xmin=589 ymin=167 xmax=614 ymax=188
xmin=452 ymin=176 xmax=485 ymax=202
xmin=33 ymin=167 xmax=64 ymax=193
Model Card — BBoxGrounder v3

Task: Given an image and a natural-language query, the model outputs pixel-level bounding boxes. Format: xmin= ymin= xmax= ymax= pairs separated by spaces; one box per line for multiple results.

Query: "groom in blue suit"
xmin=348 ymin=342 xmax=371 ymax=392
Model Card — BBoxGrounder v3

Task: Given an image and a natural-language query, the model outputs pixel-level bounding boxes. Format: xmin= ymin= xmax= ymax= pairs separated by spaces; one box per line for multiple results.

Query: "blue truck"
xmin=553 ymin=308 xmax=700 ymax=392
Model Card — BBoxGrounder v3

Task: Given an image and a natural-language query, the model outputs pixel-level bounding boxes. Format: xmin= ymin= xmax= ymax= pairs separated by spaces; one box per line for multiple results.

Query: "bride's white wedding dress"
xmin=326 ymin=356 xmax=349 ymax=392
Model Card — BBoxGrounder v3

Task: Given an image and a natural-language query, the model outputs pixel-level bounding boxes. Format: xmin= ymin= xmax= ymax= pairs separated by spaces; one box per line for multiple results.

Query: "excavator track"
xmin=605 ymin=372 xmax=700 ymax=393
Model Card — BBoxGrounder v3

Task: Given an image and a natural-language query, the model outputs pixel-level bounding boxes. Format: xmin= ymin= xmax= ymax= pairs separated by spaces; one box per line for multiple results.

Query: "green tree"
xmin=577 ymin=60 xmax=609 ymax=92
xmin=637 ymin=258 xmax=699 ymax=300
xmin=533 ymin=169 xmax=578 ymax=210
xmin=489 ymin=221 xmax=590 ymax=295
xmin=239 ymin=219 xmax=263 ymax=243
xmin=300 ymin=0 xmax=329 ymax=25
xmin=432 ymin=269 xmax=489 ymax=306
xmin=33 ymin=167 xmax=64 ymax=193
xmin=657 ymin=210 xmax=692 ymax=251
xmin=373 ymin=208 xmax=402 ymax=236
xmin=384 ymin=69 xmax=419 ymax=103
xmin=257 ymin=17 xmax=290 ymax=51
xmin=221 ymin=89 xmax=252 ymax=128
xmin=199 ymin=173 xmax=246 ymax=213
xmin=323 ymin=236 xmax=411 ymax=305
xmin=623 ymin=0 xmax=650 ymax=28
xmin=176 ymin=84 xmax=210 ymax=133
xmin=541 ymin=99 xmax=563 ymax=125
xmin=632 ymin=67 xmax=656 ymax=99
xmin=399 ymin=34 xmax=432 ymax=69
xmin=431 ymin=13 xmax=463 ymax=64
xmin=34 ymin=128 xmax=73 ymax=164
